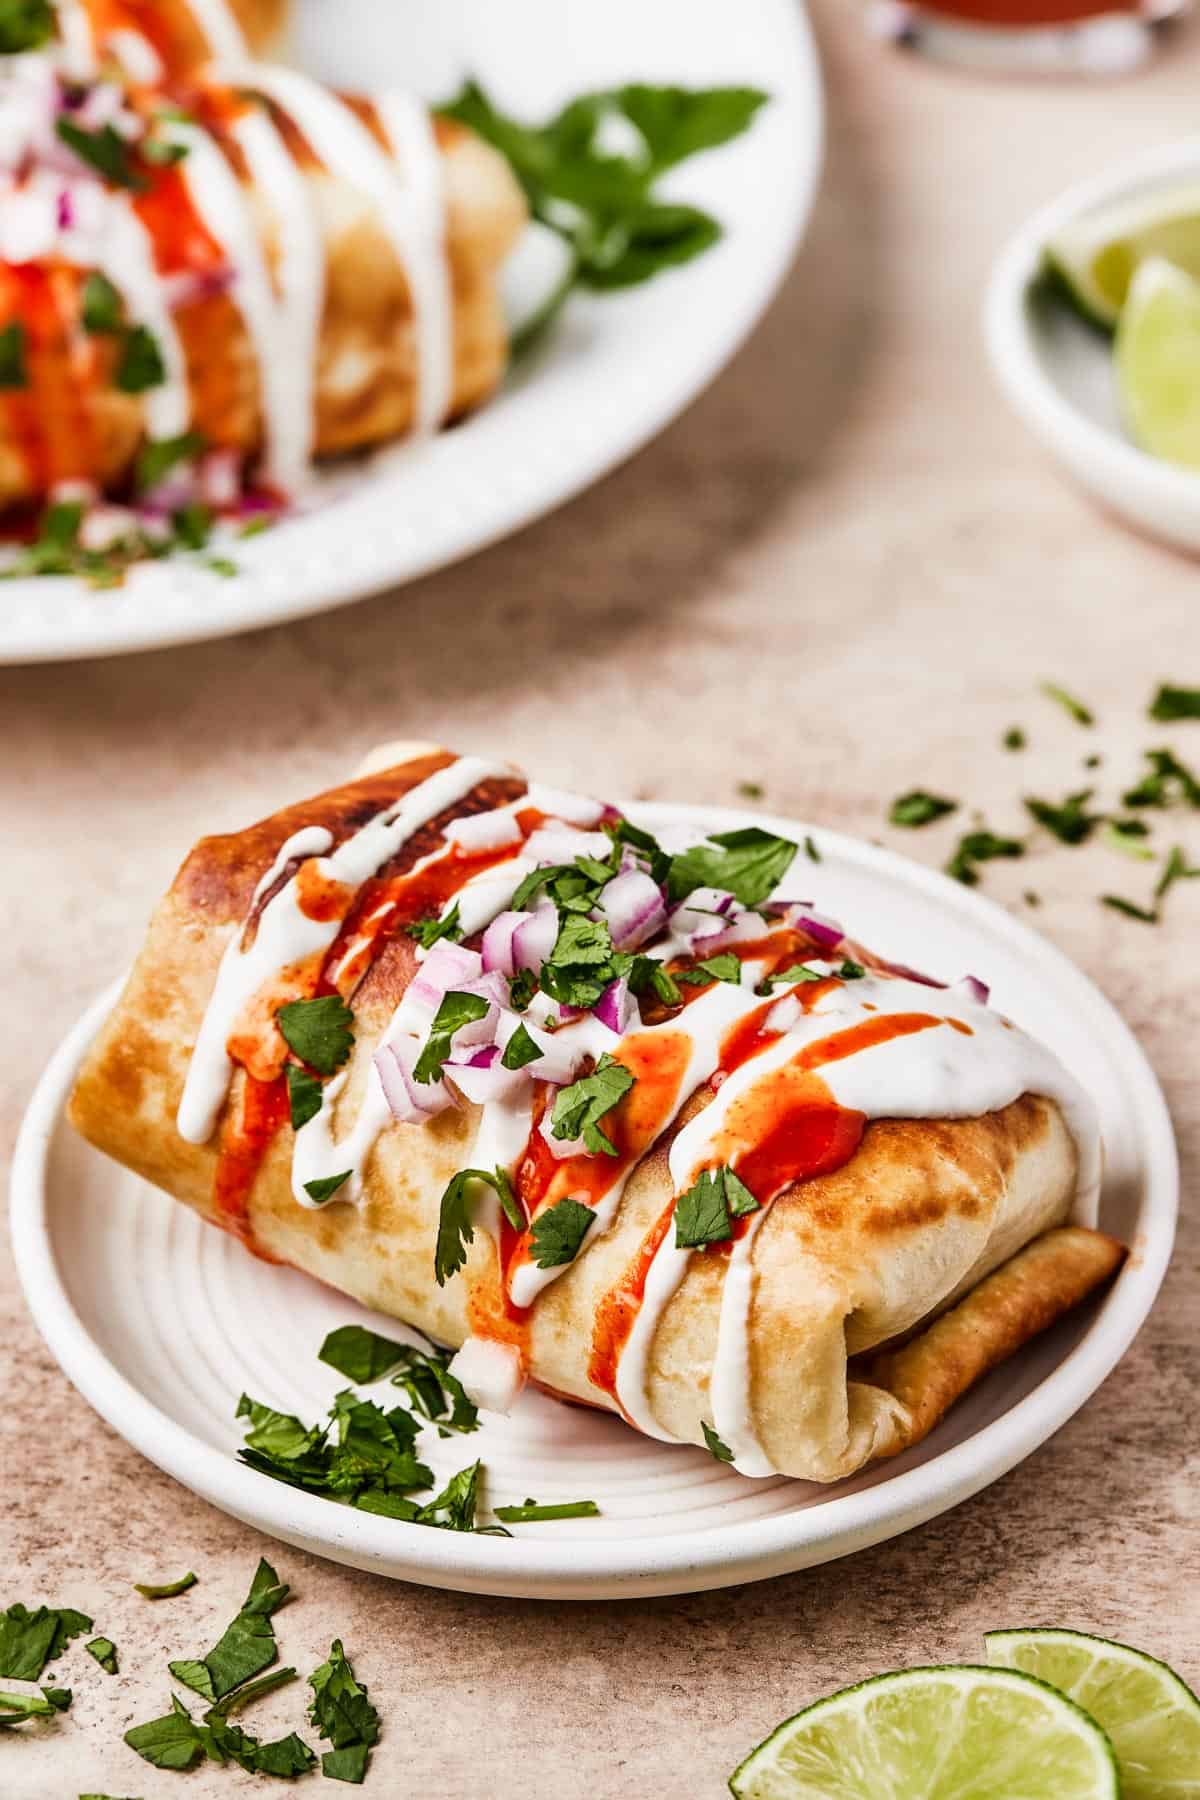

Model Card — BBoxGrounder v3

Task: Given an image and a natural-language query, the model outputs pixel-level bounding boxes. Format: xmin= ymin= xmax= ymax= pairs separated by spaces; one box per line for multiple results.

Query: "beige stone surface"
xmin=3 ymin=6 xmax=1200 ymax=1794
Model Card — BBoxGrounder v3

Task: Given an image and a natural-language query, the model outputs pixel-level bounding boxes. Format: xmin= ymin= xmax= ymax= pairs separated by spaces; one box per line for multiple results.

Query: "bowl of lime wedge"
xmin=987 ymin=138 xmax=1200 ymax=556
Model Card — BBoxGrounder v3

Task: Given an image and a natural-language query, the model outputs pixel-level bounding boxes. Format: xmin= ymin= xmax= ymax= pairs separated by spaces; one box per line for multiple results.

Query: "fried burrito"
xmin=70 ymin=747 xmax=1123 ymax=1483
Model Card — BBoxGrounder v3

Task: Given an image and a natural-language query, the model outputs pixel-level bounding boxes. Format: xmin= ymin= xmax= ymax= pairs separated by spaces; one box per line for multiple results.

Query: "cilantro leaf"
xmin=277 ymin=994 xmax=355 ymax=1075
xmin=1149 ymin=682 xmax=1200 ymax=721
xmin=508 ymin=967 xmax=537 ymax=1010
xmin=494 ymin=1498 xmax=600 ymax=1522
xmin=604 ymin=815 xmax=671 ymax=886
xmin=1123 ymin=747 xmax=1200 ymax=810
xmin=724 ymin=1168 xmax=759 ymax=1217
xmin=579 ymin=199 xmax=721 ymax=288
xmin=286 ymin=1063 xmax=323 ymax=1130
xmin=675 ymin=1168 xmax=733 ymax=1247
xmin=702 ymin=1422 xmax=734 ymax=1463
xmin=550 ymin=1053 xmax=635 ymax=1155
xmin=0 ymin=322 xmax=27 ymax=390
xmin=319 ymin=1324 xmax=409 ymax=1384
xmin=1003 ymin=726 xmax=1027 ymax=750
xmin=626 ymin=954 xmax=682 ymax=1007
xmin=667 ymin=826 xmax=797 ymax=906
xmin=56 ymin=118 xmax=147 ymax=190
xmin=804 ymin=834 xmax=821 ymax=863
xmin=760 ymin=962 xmax=824 ymax=989
xmin=0 ymin=1604 xmax=92 ymax=1680
xmin=85 ymin=1636 xmax=118 ymax=1674
xmin=414 ymin=990 xmax=489 ymax=1085
xmin=528 ymin=1197 xmax=595 ymax=1268
xmin=390 ymin=1346 xmax=479 ymax=1436
xmin=303 ymin=1170 xmax=351 ymax=1204
xmin=134 ymin=1571 xmax=197 ymax=1601
xmin=0 ymin=1684 xmax=69 ymax=1726
xmin=0 ymin=0 xmax=54 ymax=51
xmin=81 ymin=271 xmax=124 ymax=334
xmin=236 ymin=1394 xmax=325 ymax=1461
xmin=889 ymin=790 xmax=958 ymax=828
xmin=325 ymin=1392 xmax=430 ymax=1495
xmin=415 ymin=1460 xmax=483 ymax=1531
xmin=539 ymin=912 xmax=619 ymax=1009
xmin=308 ymin=1639 xmax=380 ymax=1785
xmin=135 ymin=429 xmax=205 ymax=494
xmin=946 ymin=829 xmax=1025 ymax=886
xmin=501 ymin=1021 xmax=543 ymax=1069
xmin=115 ymin=324 xmax=165 ymax=393
xmin=168 ymin=1558 xmax=289 ymax=1703
xmin=125 ymin=1694 xmax=209 ymax=1770
xmin=1024 ymin=788 xmax=1101 ymax=846
xmin=407 ymin=904 xmax=463 ymax=949
xmin=676 ymin=951 xmax=742 ymax=987
xmin=1156 ymin=843 xmax=1200 ymax=901
xmin=1040 ymin=680 xmax=1094 ymax=726
xmin=616 ymin=83 xmax=768 ymax=168
xmin=1101 ymin=894 xmax=1159 ymax=923
xmin=1103 ymin=818 xmax=1153 ymax=861
xmin=214 ymin=1664 xmax=298 ymax=1715
xmin=838 ymin=959 xmax=866 ymax=980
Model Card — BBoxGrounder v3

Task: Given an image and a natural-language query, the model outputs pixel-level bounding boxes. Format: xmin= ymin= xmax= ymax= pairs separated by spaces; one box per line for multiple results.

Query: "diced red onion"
xmin=444 ymin=808 xmax=523 ymax=853
xmin=600 ymin=869 xmax=665 ymax=951
xmin=512 ymin=900 xmax=557 ymax=973
xmin=593 ymin=977 xmax=633 ymax=1034
xmin=162 ymin=266 xmax=236 ymax=312
xmin=56 ymin=188 xmax=74 ymax=231
xmin=418 ymin=942 xmax=483 ymax=988
xmin=691 ymin=911 xmax=772 ymax=955
xmin=877 ymin=957 xmax=944 ymax=989
xmin=445 ymin=1044 xmax=528 ymax=1105
xmin=954 ymin=974 xmax=990 ymax=1006
xmin=374 ymin=1039 xmax=449 ymax=1124
xmin=481 ymin=910 xmax=526 ymax=977
xmin=762 ymin=904 xmax=844 ymax=951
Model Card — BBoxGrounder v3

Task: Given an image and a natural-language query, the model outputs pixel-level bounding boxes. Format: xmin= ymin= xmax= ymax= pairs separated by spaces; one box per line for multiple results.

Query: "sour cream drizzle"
xmin=177 ymin=755 xmax=505 ymax=1144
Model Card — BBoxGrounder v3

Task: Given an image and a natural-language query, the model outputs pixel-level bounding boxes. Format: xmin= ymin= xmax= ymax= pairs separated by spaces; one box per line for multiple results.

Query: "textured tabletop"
xmin=2 ymin=5 xmax=1198 ymax=1794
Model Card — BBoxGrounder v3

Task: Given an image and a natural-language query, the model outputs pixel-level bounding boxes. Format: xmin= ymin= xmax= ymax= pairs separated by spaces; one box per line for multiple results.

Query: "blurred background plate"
xmin=0 ymin=0 xmax=823 ymax=664
xmin=986 ymin=136 xmax=1200 ymax=554
xmin=10 ymin=803 xmax=1177 ymax=1599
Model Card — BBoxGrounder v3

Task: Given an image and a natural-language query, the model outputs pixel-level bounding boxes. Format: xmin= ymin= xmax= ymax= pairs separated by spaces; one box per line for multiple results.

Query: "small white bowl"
xmin=986 ymin=136 xmax=1200 ymax=555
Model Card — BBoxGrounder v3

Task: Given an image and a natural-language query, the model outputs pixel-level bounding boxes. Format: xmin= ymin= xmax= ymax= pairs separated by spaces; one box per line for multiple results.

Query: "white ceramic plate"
xmin=10 ymin=802 xmax=1177 ymax=1600
xmin=0 ymin=0 xmax=822 ymax=664
xmin=986 ymin=137 xmax=1200 ymax=555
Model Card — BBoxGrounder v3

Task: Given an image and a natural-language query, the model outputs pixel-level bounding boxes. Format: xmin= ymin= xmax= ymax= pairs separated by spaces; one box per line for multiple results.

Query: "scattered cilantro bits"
xmin=702 ymin=1422 xmax=735 ymax=1463
xmin=550 ymin=1053 xmax=635 ymax=1155
xmin=434 ymin=1165 xmax=523 ymax=1286
xmin=1024 ymin=788 xmax=1101 ymax=846
xmin=0 ymin=1603 xmax=93 ymax=1680
xmin=674 ymin=1165 xmax=758 ymax=1249
xmin=308 ymin=1639 xmax=380 ymax=1784
xmin=494 ymin=1498 xmax=601 ymax=1522
xmin=1040 ymin=681 xmax=1094 ymax=727
xmin=0 ymin=1684 xmax=71 ymax=1727
xmin=85 ymin=1635 xmax=118 ymax=1675
xmin=889 ymin=790 xmax=958 ymax=828
xmin=1003 ymin=727 xmax=1026 ymax=751
xmin=276 ymin=994 xmax=355 ymax=1076
xmin=1149 ymin=683 xmax=1200 ymax=722
xmin=946 ymin=829 xmax=1024 ymax=887
xmin=134 ymin=1572 xmax=198 ymax=1601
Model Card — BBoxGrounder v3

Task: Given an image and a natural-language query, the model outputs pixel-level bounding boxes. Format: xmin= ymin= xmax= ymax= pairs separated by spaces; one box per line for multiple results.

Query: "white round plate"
xmin=10 ymin=802 xmax=1177 ymax=1599
xmin=986 ymin=137 xmax=1200 ymax=555
xmin=0 ymin=0 xmax=822 ymax=664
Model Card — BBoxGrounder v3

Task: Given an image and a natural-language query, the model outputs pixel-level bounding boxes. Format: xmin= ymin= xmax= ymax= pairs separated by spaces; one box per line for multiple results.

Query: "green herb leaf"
xmin=804 ymin=834 xmax=821 ymax=863
xmin=737 ymin=780 xmax=764 ymax=800
xmin=213 ymin=1664 xmax=297 ymax=1716
xmin=81 ymin=271 xmax=124 ymax=333
xmin=168 ymin=1558 xmax=290 ymax=1704
xmin=1040 ymin=681 xmax=1094 ymax=726
xmin=888 ymin=790 xmax=958 ymax=828
xmin=1123 ymin=747 xmax=1200 ymax=810
xmin=308 ymin=1639 xmax=380 ymax=1786
xmin=134 ymin=1571 xmax=197 ymax=1601
xmin=508 ymin=967 xmax=537 ymax=1010
xmin=500 ymin=1021 xmax=543 ymax=1070
xmin=389 ymin=1345 xmax=479 ymax=1436
xmin=125 ymin=1694 xmax=209 ymax=1770
xmin=837 ymin=959 xmax=866 ymax=980
xmin=494 ymin=1498 xmax=600 ymax=1522
xmin=674 ymin=1167 xmax=732 ymax=1248
xmin=0 ymin=0 xmax=54 ymax=52
xmin=604 ymin=816 xmax=672 ymax=886
xmin=135 ymin=429 xmax=205 ymax=494
xmin=1024 ymin=788 xmax=1100 ymax=846
xmin=56 ymin=118 xmax=147 ymax=190
xmin=171 ymin=500 xmax=212 ymax=550
xmin=676 ymin=951 xmax=743 ymax=987
xmin=702 ymin=1422 xmax=734 ymax=1463
xmin=1103 ymin=818 xmax=1153 ymax=861
xmin=286 ymin=1063 xmax=323 ymax=1130
xmin=1155 ymin=844 xmax=1200 ymax=901
xmin=0 ymin=1685 xmax=64 ymax=1726
xmin=1003 ymin=727 xmax=1026 ymax=751
xmin=580 ymin=199 xmax=721 ymax=288
xmin=724 ymin=1168 xmax=760 ymax=1217
xmin=115 ymin=324 xmax=165 ymax=393
xmin=407 ymin=904 xmax=463 ymax=949
xmin=433 ymin=1166 xmax=524 ymax=1287
xmin=626 ymin=955 xmax=682 ymax=1008
xmin=1148 ymin=682 xmax=1200 ymax=722
xmin=236 ymin=1394 xmax=325 ymax=1462
xmin=319 ymin=1324 xmax=408 ymax=1384
xmin=667 ymin=826 xmax=797 ymax=906
xmin=142 ymin=134 xmax=189 ymax=167
xmin=303 ymin=1170 xmax=351 ymax=1205
xmin=1101 ymin=894 xmax=1159 ymax=923
xmin=85 ymin=1636 xmax=118 ymax=1675
xmin=945 ymin=829 xmax=1025 ymax=886
xmin=760 ymin=961 xmax=825 ymax=989
xmin=414 ymin=990 xmax=489 ymax=1085
xmin=528 ymin=1196 xmax=595 ymax=1269
xmin=276 ymin=994 xmax=355 ymax=1075
xmin=0 ymin=1604 xmax=92 ymax=1681
xmin=550 ymin=1052 xmax=635 ymax=1155
xmin=0 ymin=321 xmax=27 ymax=389
xmin=414 ymin=1460 xmax=483 ymax=1532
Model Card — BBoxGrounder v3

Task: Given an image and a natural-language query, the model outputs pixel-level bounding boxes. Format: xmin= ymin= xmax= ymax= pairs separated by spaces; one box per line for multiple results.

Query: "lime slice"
xmin=1045 ymin=183 xmax=1200 ymax=329
xmin=728 ymin=1664 xmax=1117 ymax=1800
xmin=987 ymin=1628 xmax=1200 ymax=1799
xmin=1115 ymin=255 xmax=1200 ymax=469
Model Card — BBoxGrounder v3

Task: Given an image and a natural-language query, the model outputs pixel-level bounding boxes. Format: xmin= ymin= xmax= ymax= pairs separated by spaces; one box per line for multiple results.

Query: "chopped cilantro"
xmin=0 ymin=1685 xmax=71 ymax=1726
xmin=550 ymin=1053 xmax=635 ymax=1154
xmin=126 ymin=1689 xmax=315 ymax=1778
xmin=737 ymin=780 xmax=764 ymax=800
xmin=676 ymin=951 xmax=742 ymax=987
xmin=1040 ymin=681 xmax=1094 ymax=726
xmin=1101 ymin=894 xmax=1159 ymax=923
xmin=702 ymin=1422 xmax=734 ymax=1463
xmin=946 ymin=829 xmax=1025 ymax=886
xmin=1149 ymin=683 xmax=1200 ymax=722
xmin=837 ymin=958 xmax=866 ymax=979
xmin=1103 ymin=819 xmax=1153 ymax=861
xmin=56 ymin=118 xmax=147 ymax=190
xmin=0 ymin=321 xmax=27 ymax=389
xmin=414 ymin=990 xmax=489 ymax=1085
xmin=675 ymin=1165 xmax=758 ymax=1248
xmin=84 ymin=1635 xmax=118 ymax=1674
xmin=308 ymin=1639 xmax=380 ymax=1784
xmin=494 ymin=1498 xmax=600 ymax=1521
xmin=0 ymin=1604 xmax=92 ymax=1680
xmin=508 ymin=967 xmax=537 ymax=1010
xmin=134 ymin=1571 xmax=197 ymax=1601
xmin=1003 ymin=727 xmax=1026 ymax=751
xmin=501 ymin=1021 xmax=543 ymax=1069
xmin=760 ymin=962 xmax=824 ymax=989
xmin=1123 ymin=747 xmax=1200 ymax=810
xmin=539 ymin=911 xmax=619 ymax=1009
xmin=1156 ymin=844 xmax=1200 ymax=902
xmin=626 ymin=955 xmax=682 ymax=1007
xmin=170 ymin=501 xmax=212 ymax=550
xmin=889 ymin=790 xmax=958 ymax=828
xmin=303 ymin=1170 xmax=351 ymax=1204
xmin=135 ymin=429 xmax=205 ymax=494
xmin=319 ymin=1324 xmax=409 ymax=1384
xmin=804 ymin=833 xmax=821 ymax=863
xmin=666 ymin=826 xmax=797 ymax=906
xmin=0 ymin=0 xmax=54 ymax=51
xmin=81 ymin=271 xmax=124 ymax=334
xmin=286 ymin=1063 xmax=323 ymax=1130
xmin=604 ymin=815 xmax=671 ymax=886
xmin=407 ymin=905 xmax=463 ymax=949
xmin=434 ymin=1165 xmax=524 ymax=1285
xmin=276 ymin=994 xmax=355 ymax=1075
xmin=115 ymin=324 xmax=165 ymax=392
xmin=168 ymin=1558 xmax=290 ymax=1704
xmin=1024 ymin=788 xmax=1101 ymax=846
xmin=528 ymin=1197 xmax=595 ymax=1268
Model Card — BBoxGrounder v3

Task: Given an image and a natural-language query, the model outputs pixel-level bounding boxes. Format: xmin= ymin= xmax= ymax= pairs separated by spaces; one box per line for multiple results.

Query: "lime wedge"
xmin=1115 ymin=256 xmax=1200 ymax=469
xmin=729 ymin=1664 xmax=1117 ymax=1799
xmin=1045 ymin=183 xmax=1200 ymax=329
xmin=987 ymin=1628 xmax=1200 ymax=1800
